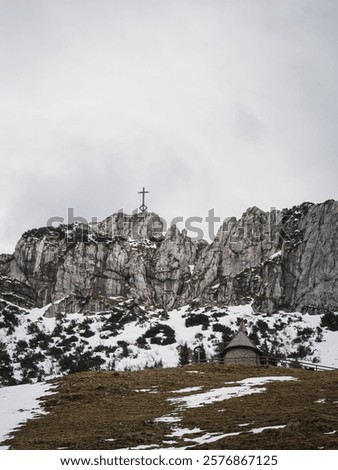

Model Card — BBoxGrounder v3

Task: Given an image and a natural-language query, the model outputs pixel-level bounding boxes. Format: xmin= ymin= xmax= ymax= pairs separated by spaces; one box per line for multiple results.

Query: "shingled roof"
xmin=223 ymin=319 xmax=260 ymax=352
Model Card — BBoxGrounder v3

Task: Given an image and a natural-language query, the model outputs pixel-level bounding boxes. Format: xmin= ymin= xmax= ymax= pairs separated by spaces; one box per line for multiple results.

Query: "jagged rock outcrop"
xmin=281 ymin=200 xmax=338 ymax=314
xmin=0 ymin=275 xmax=37 ymax=309
xmin=202 ymin=200 xmax=338 ymax=314
xmin=0 ymin=200 xmax=337 ymax=316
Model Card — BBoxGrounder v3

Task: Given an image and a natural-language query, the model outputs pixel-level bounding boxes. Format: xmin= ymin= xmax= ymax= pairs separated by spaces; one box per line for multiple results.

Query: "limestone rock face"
xmin=216 ymin=206 xmax=282 ymax=277
xmin=281 ymin=200 xmax=338 ymax=314
xmin=97 ymin=212 xmax=164 ymax=241
xmin=0 ymin=200 xmax=337 ymax=316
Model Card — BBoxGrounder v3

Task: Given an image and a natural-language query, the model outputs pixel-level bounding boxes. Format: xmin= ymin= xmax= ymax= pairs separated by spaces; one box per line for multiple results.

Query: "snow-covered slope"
xmin=1 ymin=298 xmax=337 ymax=387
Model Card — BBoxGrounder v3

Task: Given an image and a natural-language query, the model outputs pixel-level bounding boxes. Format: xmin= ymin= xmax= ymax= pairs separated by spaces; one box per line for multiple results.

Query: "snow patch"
xmin=269 ymin=251 xmax=282 ymax=260
xmin=251 ymin=425 xmax=286 ymax=434
xmin=168 ymin=376 xmax=296 ymax=409
xmin=171 ymin=386 xmax=203 ymax=394
xmin=154 ymin=416 xmax=181 ymax=423
xmin=168 ymin=427 xmax=202 ymax=438
xmin=0 ymin=382 xmax=55 ymax=449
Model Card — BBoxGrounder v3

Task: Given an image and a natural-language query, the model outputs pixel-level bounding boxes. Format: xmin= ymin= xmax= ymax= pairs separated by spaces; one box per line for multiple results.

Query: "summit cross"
xmin=138 ymin=187 xmax=150 ymax=212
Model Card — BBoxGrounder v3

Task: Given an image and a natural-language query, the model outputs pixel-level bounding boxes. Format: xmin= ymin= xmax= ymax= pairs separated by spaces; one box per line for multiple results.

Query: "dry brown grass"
xmin=2 ymin=364 xmax=338 ymax=450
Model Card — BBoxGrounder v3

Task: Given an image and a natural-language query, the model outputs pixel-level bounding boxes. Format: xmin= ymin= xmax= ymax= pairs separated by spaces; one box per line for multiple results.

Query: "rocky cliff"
xmin=0 ymin=200 xmax=337 ymax=317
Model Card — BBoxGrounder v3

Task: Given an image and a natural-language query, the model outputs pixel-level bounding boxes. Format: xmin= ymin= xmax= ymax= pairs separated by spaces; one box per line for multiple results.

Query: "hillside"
xmin=2 ymin=364 xmax=338 ymax=450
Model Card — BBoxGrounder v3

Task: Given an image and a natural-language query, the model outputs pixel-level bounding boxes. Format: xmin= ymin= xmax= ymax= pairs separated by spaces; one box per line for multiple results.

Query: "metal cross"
xmin=138 ymin=187 xmax=150 ymax=212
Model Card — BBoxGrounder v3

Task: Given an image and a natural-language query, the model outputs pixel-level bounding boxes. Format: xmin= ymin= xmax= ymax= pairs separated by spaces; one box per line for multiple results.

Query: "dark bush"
xmin=144 ymin=359 xmax=163 ymax=369
xmin=22 ymin=226 xmax=66 ymax=241
xmin=290 ymin=344 xmax=312 ymax=360
xmin=249 ymin=330 xmax=260 ymax=345
xmin=297 ymin=327 xmax=314 ymax=340
xmin=0 ymin=342 xmax=16 ymax=386
xmin=57 ymin=335 xmax=79 ymax=348
xmin=256 ymin=319 xmax=269 ymax=334
xmin=65 ymin=320 xmax=77 ymax=335
xmin=102 ymin=310 xmax=138 ymax=331
xmin=3 ymin=309 xmax=19 ymax=327
xmin=292 ymin=337 xmax=302 ymax=344
xmin=27 ymin=322 xmax=41 ymax=336
xmin=185 ymin=313 xmax=210 ymax=329
xmin=0 ymin=307 xmax=20 ymax=334
xmin=15 ymin=339 xmax=29 ymax=355
xmin=211 ymin=310 xmax=227 ymax=320
xmin=49 ymin=346 xmax=63 ymax=359
xmin=321 ymin=312 xmax=338 ymax=331
xmin=52 ymin=322 xmax=64 ymax=337
xmin=59 ymin=346 xmax=105 ymax=373
xmin=212 ymin=324 xmax=233 ymax=343
xmin=117 ymin=340 xmax=130 ymax=358
xmin=29 ymin=330 xmax=53 ymax=350
xmin=100 ymin=321 xmax=119 ymax=336
xmin=94 ymin=345 xmax=107 ymax=353
xmin=212 ymin=323 xmax=225 ymax=333
xmin=135 ymin=336 xmax=149 ymax=349
xmin=20 ymin=351 xmax=46 ymax=381
xmin=142 ymin=324 xmax=176 ymax=345
xmin=80 ymin=328 xmax=95 ymax=338
xmin=20 ymin=351 xmax=45 ymax=369
xmin=178 ymin=343 xmax=190 ymax=366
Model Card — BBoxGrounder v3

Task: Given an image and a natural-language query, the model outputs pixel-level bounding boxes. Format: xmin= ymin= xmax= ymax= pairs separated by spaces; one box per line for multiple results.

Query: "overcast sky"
xmin=1 ymin=0 xmax=338 ymax=252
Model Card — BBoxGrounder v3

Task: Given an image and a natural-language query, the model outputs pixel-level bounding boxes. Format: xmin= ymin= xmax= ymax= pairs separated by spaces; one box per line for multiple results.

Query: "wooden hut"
xmin=222 ymin=320 xmax=261 ymax=365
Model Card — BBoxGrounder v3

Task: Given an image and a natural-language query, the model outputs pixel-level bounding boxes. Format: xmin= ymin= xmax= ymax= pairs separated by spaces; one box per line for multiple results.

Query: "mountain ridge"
xmin=0 ymin=199 xmax=337 ymax=316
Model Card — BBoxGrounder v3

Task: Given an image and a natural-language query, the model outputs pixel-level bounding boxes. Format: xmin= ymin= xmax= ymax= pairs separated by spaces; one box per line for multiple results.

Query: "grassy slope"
xmin=3 ymin=364 xmax=338 ymax=450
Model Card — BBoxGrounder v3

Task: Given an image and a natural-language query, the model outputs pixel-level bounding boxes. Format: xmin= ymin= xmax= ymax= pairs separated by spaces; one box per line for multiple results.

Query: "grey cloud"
xmin=1 ymin=0 xmax=338 ymax=253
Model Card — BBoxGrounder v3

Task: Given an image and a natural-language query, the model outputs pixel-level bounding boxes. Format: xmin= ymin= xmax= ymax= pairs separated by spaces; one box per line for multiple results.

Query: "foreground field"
xmin=2 ymin=364 xmax=338 ymax=450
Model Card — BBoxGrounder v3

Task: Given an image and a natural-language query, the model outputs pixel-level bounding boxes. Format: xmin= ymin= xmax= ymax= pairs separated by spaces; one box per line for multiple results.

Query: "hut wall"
xmin=224 ymin=348 xmax=259 ymax=365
